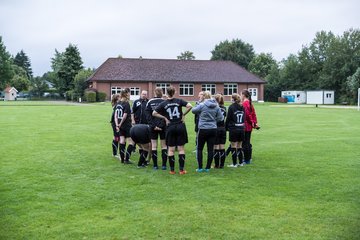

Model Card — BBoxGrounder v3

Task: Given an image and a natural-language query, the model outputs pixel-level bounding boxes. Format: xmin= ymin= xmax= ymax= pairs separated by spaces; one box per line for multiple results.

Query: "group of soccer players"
xmin=110 ymin=86 xmax=259 ymax=175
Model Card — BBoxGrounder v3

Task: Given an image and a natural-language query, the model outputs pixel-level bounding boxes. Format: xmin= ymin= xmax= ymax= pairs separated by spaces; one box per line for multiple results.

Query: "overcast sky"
xmin=0 ymin=0 xmax=359 ymax=76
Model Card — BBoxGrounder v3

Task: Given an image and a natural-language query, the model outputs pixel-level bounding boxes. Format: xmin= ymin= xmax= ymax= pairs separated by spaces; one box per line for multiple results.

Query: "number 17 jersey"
xmin=155 ymin=98 xmax=188 ymax=125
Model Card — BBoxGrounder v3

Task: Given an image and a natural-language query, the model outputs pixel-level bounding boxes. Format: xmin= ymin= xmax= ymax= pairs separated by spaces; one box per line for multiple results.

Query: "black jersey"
xmin=217 ymin=105 xmax=227 ymax=128
xmin=115 ymin=101 xmax=132 ymax=129
xmin=132 ymin=98 xmax=148 ymax=124
xmin=110 ymin=105 xmax=116 ymax=124
xmin=146 ymin=97 xmax=166 ymax=129
xmin=155 ymin=98 xmax=188 ymax=125
xmin=225 ymin=103 xmax=245 ymax=130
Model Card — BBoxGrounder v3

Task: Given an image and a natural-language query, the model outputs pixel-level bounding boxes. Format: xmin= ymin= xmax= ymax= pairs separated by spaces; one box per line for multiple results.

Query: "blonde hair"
xmin=111 ymin=94 xmax=120 ymax=107
xmin=214 ymin=93 xmax=224 ymax=106
xmin=203 ymin=91 xmax=211 ymax=99
xmin=232 ymin=93 xmax=241 ymax=104
xmin=154 ymin=87 xmax=163 ymax=97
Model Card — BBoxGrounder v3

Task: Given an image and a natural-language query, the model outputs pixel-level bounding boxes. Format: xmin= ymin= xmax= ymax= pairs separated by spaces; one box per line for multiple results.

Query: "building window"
xmin=179 ymin=84 xmax=194 ymax=96
xmin=130 ymin=87 xmax=140 ymax=96
xmin=156 ymin=83 xmax=170 ymax=94
xmin=202 ymin=84 xmax=216 ymax=95
xmin=326 ymin=93 xmax=332 ymax=98
xmin=248 ymin=88 xmax=257 ymax=97
xmin=111 ymin=86 xmax=122 ymax=95
xmin=224 ymin=84 xmax=237 ymax=96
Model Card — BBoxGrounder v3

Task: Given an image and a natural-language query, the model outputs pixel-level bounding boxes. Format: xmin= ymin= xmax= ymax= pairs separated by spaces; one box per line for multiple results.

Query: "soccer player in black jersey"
xmin=152 ymin=86 xmax=192 ymax=175
xmin=114 ymin=89 xmax=135 ymax=164
xmin=110 ymin=94 xmax=121 ymax=158
xmin=145 ymin=87 xmax=167 ymax=170
xmin=213 ymin=93 xmax=227 ymax=168
xmin=225 ymin=93 xmax=246 ymax=167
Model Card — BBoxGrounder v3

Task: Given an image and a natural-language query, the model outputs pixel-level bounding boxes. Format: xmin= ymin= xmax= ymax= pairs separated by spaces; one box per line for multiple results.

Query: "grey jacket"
xmin=191 ymin=99 xmax=224 ymax=129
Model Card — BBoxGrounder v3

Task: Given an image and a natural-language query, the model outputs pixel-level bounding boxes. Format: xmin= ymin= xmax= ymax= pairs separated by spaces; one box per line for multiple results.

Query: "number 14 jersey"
xmin=155 ymin=98 xmax=188 ymax=125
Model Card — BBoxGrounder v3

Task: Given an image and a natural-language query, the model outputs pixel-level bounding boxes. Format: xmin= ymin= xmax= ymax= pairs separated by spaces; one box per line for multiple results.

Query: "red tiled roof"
xmin=4 ymin=87 xmax=18 ymax=93
xmin=88 ymin=58 xmax=266 ymax=84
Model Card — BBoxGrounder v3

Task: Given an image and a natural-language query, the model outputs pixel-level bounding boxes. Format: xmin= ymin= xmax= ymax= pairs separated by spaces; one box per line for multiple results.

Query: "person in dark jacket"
xmin=110 ymin=94 xmax=121 ymax=158
xmin=225 ymin=93 xmax=246 ymax=167
xmin=132 ymin=90 xmax=148 ymax=124
xmin=145 ymin=87 xmax=167 ymax=170
xmin=192 ymin=91 xmax=223 ymax=173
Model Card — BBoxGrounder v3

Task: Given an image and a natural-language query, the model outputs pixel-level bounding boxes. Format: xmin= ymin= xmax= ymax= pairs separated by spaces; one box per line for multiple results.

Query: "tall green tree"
xmin=248 ymin=53 xmax=277 ymax=79
xmin=14 ymin=50 xmax=33 ymax=80
xmin=73 ymin=68 xmax=94 ymax=99
xmin=346 ymin=67 xmax=360 ymax=104
xmin=56 ymin=44 xmax=83 ymax=95
xmin=10 ymin=65 xmax=30 ymax=92
xmin=0 ymin=36 xmax=14 ymax=90
xmin=177 ymin=51 xmax=196 ymax=60
xmin=211 ymin=39 xmax=255 ymax=69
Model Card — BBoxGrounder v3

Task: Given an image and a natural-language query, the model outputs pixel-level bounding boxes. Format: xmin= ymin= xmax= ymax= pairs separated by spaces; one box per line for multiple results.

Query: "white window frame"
xmin=224 ymin=83 xmax=237 ymax=96
xmin=248 ymin=88 xmax=258 ymax=97
xmin=202 ymin=84 xmax=216 ymax=95
xmin=111 ymin=86 xmax=122 ymax=95
xmin=156 ymin=83 xmax=170 ymax=94
xmin=130 ymin=87 xmax=140 ymax=96
xmin=179 ymin=83 xmax=194 ymax=96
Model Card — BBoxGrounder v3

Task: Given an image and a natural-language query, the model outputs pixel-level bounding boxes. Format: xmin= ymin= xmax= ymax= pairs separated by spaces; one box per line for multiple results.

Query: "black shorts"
xmin=150 ymin=128 xmax=166 ymax=140
xmin=215 ymin=128 xmax=226 ymax=145
xmin=166 ymin=122 xmax=188 ymax=147
xmin=228 ymin=128 xmax=245 ymax=143
xmin=119 ymin=127 xmax=131 ymax=138
xmin=129 ymin=124 xmax=151 ymax=144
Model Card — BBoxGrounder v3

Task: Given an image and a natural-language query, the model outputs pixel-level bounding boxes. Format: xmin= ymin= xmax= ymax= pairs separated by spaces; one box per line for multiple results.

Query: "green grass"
xmin=0 ymin=102 xmax=359 ymax=239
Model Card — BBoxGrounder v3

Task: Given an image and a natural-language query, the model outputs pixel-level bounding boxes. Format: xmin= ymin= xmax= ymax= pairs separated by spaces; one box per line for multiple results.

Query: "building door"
xmin=248 ymin=88 xmax=258 ymax=101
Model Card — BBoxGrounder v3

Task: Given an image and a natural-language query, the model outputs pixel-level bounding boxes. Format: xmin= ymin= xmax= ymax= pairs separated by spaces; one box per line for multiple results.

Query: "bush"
xmin=65 ymin=90 xmax=75 ymax=101
xmin=85 ymin=92 xmax=96 ymax=102
xmin=97 ymin=92 xmax=107 ymax=102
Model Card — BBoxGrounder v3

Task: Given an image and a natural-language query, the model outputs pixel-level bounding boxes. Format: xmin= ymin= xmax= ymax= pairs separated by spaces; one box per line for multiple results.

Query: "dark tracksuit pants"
xmin=243 ymin=131 xmax=252 ymax=161
xmin=196 ymin=128 xmax=217 ymax=169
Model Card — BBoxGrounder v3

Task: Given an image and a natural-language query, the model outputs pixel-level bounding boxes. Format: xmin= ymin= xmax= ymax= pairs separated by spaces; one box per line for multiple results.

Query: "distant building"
xmin=87 ymin=58 xmax=266 ymax=101
xmin=4 ymin=87 xmax=18 ymax=101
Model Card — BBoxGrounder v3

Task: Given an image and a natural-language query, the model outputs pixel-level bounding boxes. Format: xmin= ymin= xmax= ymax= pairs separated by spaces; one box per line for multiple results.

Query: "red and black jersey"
xmin=115 ymin=101 xmax=132 ymax=129
xmin=155 ymin=98 xmax=188 ymax=125
xmin=217 ymin=105 xmax=227 ymax=128
xmin=225 ymin=103 xmax=245 ymax=130
xmin=146 ymin=97 xmax=166 ymax=129
xmin=242 ymin=99 xmax=258 ymax=132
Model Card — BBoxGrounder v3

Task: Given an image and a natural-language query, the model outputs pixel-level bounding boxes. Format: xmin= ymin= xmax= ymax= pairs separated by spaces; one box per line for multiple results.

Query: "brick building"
xmin=87 ymin=58 xmax=266 ymax=101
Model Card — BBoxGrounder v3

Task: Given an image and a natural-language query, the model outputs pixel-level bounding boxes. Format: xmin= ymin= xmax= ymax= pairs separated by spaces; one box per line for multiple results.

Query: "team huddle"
xmin=110 ymin=86 xmax=259 ymax=175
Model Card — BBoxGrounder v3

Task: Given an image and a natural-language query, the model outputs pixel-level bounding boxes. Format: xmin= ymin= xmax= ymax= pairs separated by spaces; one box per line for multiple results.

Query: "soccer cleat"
xmin=169 ymin=171 xmax=176 ymax=175
xmin=227 ymin=164 xmax=237 ymax=168
xmin=153 ymin=166 xmax=159 ymax=170
xmin=196 ymin=168 xmax=204 ymax=173
xmin=179 ymin=170 xmax=187 ymax=175
xmin=162 ymin=166 xmax=167 ymax=170
xmin=237 ymin=163 xmax=245 ymax=167
xmin=124 ymin=160 xmax=134 ymax=164
xmin=204 ymin=169 xmax=210 ymax=173
xmin=113 ymin=154 xmax=119 ymax=158
xmin=245 ymin=160 xmax=251 ymax=164
xmin=137 ymin=165 xmax=146 ymax=168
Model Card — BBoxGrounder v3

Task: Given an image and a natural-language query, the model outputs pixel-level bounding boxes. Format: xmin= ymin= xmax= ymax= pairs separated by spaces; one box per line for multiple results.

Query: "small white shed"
xmin=4 ymin=87 xmax=18 ymax=101
xmin=281 ymin=91 xmax=306 ymax=103
xmin=306 ymin=90 xmax=334 ymax=105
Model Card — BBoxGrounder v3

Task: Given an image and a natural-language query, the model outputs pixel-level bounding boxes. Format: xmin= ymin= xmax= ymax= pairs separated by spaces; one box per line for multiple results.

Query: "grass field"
xmin=0 ymin=101 xmax=359 ymax=239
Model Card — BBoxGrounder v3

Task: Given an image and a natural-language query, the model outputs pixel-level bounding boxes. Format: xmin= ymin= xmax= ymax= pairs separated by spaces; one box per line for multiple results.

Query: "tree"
xmin=10 ymin=65 xmax=30 ymax=92
xmin=73 ymin=68 xmax=94 ymax=99
xmin=14 ymin=50 xmax=33 ymax=80
xmin=248 ymin=53 xmax=277 ymax=79
xmin=346 ymin=67 xmax=360 ymax=104
xmin=177 ymin=51 xmax=195 ymax=60
xmin=30 ymin=75 xmax=49 ymax=98
xmin=56 ymin=44 xmax=83 ymax=95
xmin=0 ymin=36 xmax=14 ymax=90
xmin=211 ymin=39 xmax=255 ymax=69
